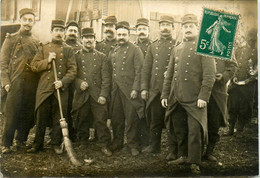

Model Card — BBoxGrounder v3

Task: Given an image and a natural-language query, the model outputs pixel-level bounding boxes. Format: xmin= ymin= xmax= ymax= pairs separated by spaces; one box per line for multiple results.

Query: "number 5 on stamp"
xmin=196 ymin=8 xmax=239 ymax=60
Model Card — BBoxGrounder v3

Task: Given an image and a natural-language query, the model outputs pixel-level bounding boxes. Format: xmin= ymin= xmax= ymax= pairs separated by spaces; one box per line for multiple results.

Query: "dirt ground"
xmin=0 ymin=115 xmax=258 ymax=177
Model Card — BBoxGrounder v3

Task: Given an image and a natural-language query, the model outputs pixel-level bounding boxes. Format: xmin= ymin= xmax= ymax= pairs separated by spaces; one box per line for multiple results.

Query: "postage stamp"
xmin=196 ymin=8 xmax=239 ymax=60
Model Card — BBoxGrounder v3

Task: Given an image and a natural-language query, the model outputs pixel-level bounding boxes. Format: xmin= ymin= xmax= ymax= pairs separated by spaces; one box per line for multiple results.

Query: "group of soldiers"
xmin=1 ymin=8 xmax=257 ymax=174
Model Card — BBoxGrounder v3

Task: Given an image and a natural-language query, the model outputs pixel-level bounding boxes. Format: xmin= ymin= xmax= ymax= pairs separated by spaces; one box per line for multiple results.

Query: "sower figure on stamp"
xmin=27 ymin=20 xmax=77 ymax=154
xmin=205 ymin=57 xmax=237 ymax=161
xmin=1 ymin=8 xmax=40 ymax=154
xmin=134 ymin=17 xmax=152 ymax=149
xmin=141 ymin=15 xmax=176 ymax=154
xmin=64 ymin=21 xmax=82 ymax=142
xmin=71 ymin=27 xmax=112 ymax=156
xmin=161 ymin=14 xmax=216 ymax=174
xmin=108 ymin=21 xmax=144 ymax=156
xmin=225 ymin=28 xmax=257 ymax=136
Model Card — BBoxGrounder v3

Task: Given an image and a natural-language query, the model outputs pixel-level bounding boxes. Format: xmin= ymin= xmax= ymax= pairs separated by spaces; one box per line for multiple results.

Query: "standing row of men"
xmin=1 ymin=8 xmax=257 ymax=175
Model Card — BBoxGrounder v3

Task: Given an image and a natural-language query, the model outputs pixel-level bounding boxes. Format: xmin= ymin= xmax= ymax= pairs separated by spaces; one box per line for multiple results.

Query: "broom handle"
xmin=52 ymin=60 xmax=64 ymax=119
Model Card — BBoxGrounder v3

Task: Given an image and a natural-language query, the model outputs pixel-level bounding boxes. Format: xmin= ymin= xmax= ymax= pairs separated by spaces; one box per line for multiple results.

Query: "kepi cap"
xmin=181 ymin=14 xmax=198 ymax=25
xmin=81 ymin=27 xmax=95 ymax=37
xmin=116 ymin=21 xmax=130 ymax=30
xmin=104 ymin=15 xmax=117 ymax=25
xmin=52 ymin=19 xmax=65 ymax=29
xmin=19 ymin=8 xmax=35 ymax=18
xmin=66 ymin=20 xmax=79 ymax=29
xmin=159 ymin=15 xmax=174 ymax=24
xmin=136 ymin=18 xmax=149 ymax=27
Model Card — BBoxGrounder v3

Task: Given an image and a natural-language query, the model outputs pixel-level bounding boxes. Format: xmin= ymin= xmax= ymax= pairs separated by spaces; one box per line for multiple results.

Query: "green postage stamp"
xmin=196 ymin=8 xmax=239 ymax=60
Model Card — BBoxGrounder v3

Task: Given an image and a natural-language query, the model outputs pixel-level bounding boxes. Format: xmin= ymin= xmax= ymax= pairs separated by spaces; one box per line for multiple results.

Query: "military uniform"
xmin=71 ymin=45 xmax=111 ymax=146
xmin=30 ymin=20 xmax=77 ymax=150
xmin=1 ymin=28 xmax=40 ymax=148
xmin=134 ymin=38 xmax=152 ymax=58
xmin=161 ymin=37 xmax=216 ymax=164
xmin=141 ymin=34 xmax=176 ymax=152
xmin=96 ymin=39 xmax=117 ymax=56
xmin=65 ymin=28 xmax=82 ymax=142
xmin=108 ymin=37 xmax=144 ymax=150
xmin=228 ymin=44 xmax=257 ymax=133
xmin=206 ymin=58 xmax=237 ymax=157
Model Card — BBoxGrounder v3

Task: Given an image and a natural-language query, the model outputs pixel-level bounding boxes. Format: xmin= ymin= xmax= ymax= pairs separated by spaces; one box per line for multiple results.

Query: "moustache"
xmin=69 ymin=34 xmax=76 ymax=38
xmin=56 ymin=35 xmax=62 ymax=39
xmin=118 ymin=39 xmax=126 ymax=42
xmin=139 ymin=32 xmax=146 ymax=36
xmin=185 ymin=31 xmax=192 ymax=35
xmin=162 ymin=29 xmax=170 ymax=33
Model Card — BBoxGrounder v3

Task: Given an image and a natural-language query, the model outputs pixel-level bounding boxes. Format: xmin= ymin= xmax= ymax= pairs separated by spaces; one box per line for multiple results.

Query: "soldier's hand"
xmin=130 ymin=90 xmax=138 ymax=99
xmin=80 ymin=82 xmax=89 ymax=91
xmin=5 ymin=84 xmax=10 ymax=92
xmin=48 ymin=52 xmax=56 ymax=63
xmin=164 ymin=71 xmax=168 ymax=78
xmin=98 ymin=96 xmax=106 ymax=105
xmin=232 ymin=77 xmax=238 ymax=83
xmin=54 ymin=80 xmax=63 ymax=89
xmin=107 ymin=119 xmax=111 ymax=128
xmin=141 ymin=90 xmax=149 ymax=101
xmin=197 ymin=99 xmax=207 ymax=108
xmin=216 ymin=73 xmax=223 ymax=81
xmin=161 ymin=99 xmax=168 ymax=108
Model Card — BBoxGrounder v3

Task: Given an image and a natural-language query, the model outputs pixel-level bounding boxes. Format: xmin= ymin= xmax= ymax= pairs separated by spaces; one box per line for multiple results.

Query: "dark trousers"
xmin=228 ymin=84 xmax=254 ymax=131
xmin=2 ymin=72 xmax=37 ymax=147
xmin=32 ymin=94 xmax=64 ymax=149
xmin=171 ymin=103 xmax=202 ymax=164
xmin=137 ymin=117 xmax=149 ymax=148
xmin=148 ymin=93 xmax=165 ymax=150
xmin=111 ymin=89 xmax=139 ymax=149
xmin=76 ymin=97 xmax=111 ymax=146
xmin=207 ymin=96 xmax=221 ymax=153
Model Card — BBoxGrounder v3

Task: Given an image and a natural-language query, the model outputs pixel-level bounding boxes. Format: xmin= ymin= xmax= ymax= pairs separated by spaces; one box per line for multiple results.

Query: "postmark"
xmin=196 ymin=8 xmax=239 ymax=60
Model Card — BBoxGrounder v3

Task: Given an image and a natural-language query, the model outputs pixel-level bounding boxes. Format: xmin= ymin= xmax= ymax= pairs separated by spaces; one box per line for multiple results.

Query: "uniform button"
xmin=60 ymin=53 xmax=63 ymax=55
xmin=174 ymin=78 xmax=177 ymax=81
xmin=216 ymin=62 xmax=218 ymax=65
xmin=124 ymin=51 xmax=126 ymax=54
xmin=170 ymin=41 xmax=172 ymax=43
xmin=13 ymin=62 xmax=16 ymax=65
xmin=156 ymin=47 xmax=158 ymax=49
xmin=176 ymin=57 xmax=179 ymax=59
xmin=60 ymin=59 xmax=62 ymax=61
xmin=192 ymin=41 xmax=195 ymax=44
xmin=93 ymin=53 xmax=96 ymax=55
xmin=58 ymin=72 xmax=61 ymax=74
xmin=190 ymin=48 xmax=193 ymax=50
xmin=175 ymin=64 xmax=177 ymax=66
xmin=188 ymin=55 xmax=191 ymax=58
xmin=168 ymin=54 xmax=170 ymax=56
xmin=84 ymin=72 xmax=86 ymax=74
xmin=186 ymin=63 xmax=189 ymax=65
xmin=123 ymin=56 xmax=126 ymax=59
xmin=169 ymin=47 xmax=171 ymax=49
xmin=94 ymin=65 xmax=96 ymax=67
xmin=185 ymin=70 xmax=188 ymax=73
xmin=113 ymin=68 xmax=115 ymax=71
xmin=123 ymin=62 xmax=125 ymax=64
xmin=14 ymin=56 xmax=17 ymax=58
xmin=121 ymin=68 xmax=124 ymax=70
xmin=155 ymin=73 xmax=158 ymax=76
xmin=114 ymin=74 xmax=116 ymax=77
xmin=83 ymin=66 xmax=85 ymax=68
xmin=156 ymin=54 xmax=158 ymax=56
xmin=155 ymin=67 xmax=158 ymax=70
xmin=84 ymin=78 xmax=86 ymax=80
xmin=113 ymin=62 xmax=116 ymax=65
xmin=184 ymin=78 xmax=187 ymax=81
xmin=48 ymin=70 xmax=51 ymax=73
xmin=145 ymin=51 xmax=147 ymax=53
xmin=155 ymin=60 xmax=158 ymax=63
xmin=82 ymin=60 xmax=84 ymax=63
xmin=175 ymin=70 xmax=177 ymax=73
xmin=94 ymin=58 xmax=96 ymax=61
xmin=47 ymin=77 xmax=50 ymax=80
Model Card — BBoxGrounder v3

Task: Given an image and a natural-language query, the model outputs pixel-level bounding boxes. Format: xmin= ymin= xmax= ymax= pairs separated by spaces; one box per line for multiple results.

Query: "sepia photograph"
xmin=0 ymin=0 xmax=258 ymax=176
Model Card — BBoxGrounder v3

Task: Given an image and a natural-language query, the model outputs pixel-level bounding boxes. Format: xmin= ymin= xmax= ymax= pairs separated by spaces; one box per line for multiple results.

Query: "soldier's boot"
xmin=204 ymin=144 xmax=217 ymax=162
xmin=223 ymin=123 xmax=235 ymax=136
xmin=11 ymin=140 xmax=27 ymax=152
xmin=142 ymin=132 xmax=161 ymax=153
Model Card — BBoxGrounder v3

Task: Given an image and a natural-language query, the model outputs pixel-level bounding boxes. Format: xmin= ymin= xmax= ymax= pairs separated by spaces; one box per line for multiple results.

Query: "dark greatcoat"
xmin=31 ymin=41 xmax=77 ymax=114
xmin=96 ymin=39 xmax=117 ymax=56
xmin=134 ymin=38 xmax=152 ymax=57
xmin=71 ymin=48 xmax=111 ymax=115
xmin=212 ymin=58 xmax=237 ymax=126
xmin=161 ymin=39 xmax=216 ymax=142
xmin=108 ymin=41 xmax=144 ymax=119
xmin=141 ymin=37 xmax=176 ymax=109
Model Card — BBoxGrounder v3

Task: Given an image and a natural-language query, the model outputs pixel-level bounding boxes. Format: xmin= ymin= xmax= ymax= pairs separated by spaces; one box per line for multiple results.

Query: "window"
xmin=1 ymin=0 xmax=17 ymax=21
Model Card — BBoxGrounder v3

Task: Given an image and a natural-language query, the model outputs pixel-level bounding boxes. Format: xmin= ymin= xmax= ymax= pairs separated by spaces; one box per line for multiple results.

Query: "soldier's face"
xmin=116 ymin=28 xmax=129 ymax=45
xmin=104 ymin=24 xmax=116 ymax=40
xmin=182 ymin=23 xmax=198 ymax=39
xmin=51 ymin=27 xmax=65 ymax=41
xmin=82 ymin=36 xmax=95 ymax=48
xmin=159 ymin=22 xmax=173 ymax=37
xmin=20 ymin=14 xmax=35 ymax=32
xmin=136 ymin=25 xmax=149 ymax=39
xmin=65 ymin=26 xmax=79 ymax=40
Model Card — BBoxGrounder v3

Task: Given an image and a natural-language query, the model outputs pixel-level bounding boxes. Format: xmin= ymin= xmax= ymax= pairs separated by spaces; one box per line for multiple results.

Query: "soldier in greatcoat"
xmin=108 ymin=21 xmax=144 ymax=156
xmin=1 ymin=8 xmax=40 ymax=153
xmin=27 ymin=20 xmax=77 ymax=154
xmin=64 ymin=21 xmax=82 ymax=142
xmin=134 ymin=17 xmax=152 ymax=149
xmin=71 ymin=27 xmax=112 ymax=156
xmin=96 ymin=15 xmax=117 ymax=56
xmin=141 ymin=15 xmax=176 ymax=154
xmin=161 ymin=14 xmax=216 ymax=174
xmin=205 ymin=58 xmax=237 ymax=161
xmin=226 ymin=28 xmax=257 ymax=136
